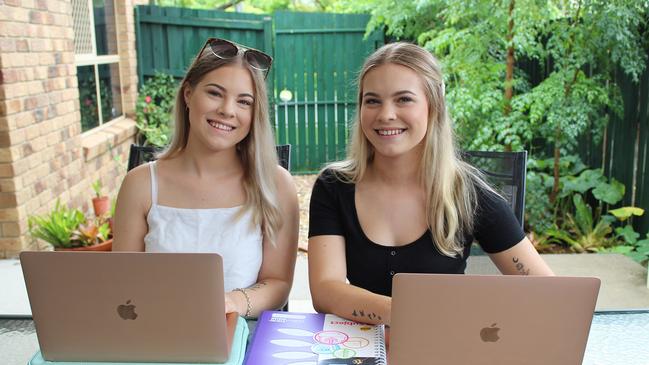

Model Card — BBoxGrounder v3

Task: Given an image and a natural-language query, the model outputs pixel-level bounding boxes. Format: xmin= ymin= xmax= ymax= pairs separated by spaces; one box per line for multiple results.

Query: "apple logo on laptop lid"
xmin=480 ymin=323 xmax=500 ymax=342
xmin=117 ymin=300 xmax=138 ymax=320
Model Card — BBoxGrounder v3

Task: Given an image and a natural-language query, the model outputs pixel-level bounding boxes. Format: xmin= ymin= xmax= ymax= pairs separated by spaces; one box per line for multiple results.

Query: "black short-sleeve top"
xmin=308 ymin=169 xmax=526 ymax=297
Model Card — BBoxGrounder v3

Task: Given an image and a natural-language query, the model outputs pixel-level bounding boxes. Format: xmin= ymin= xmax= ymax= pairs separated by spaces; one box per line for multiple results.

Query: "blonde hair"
xmin=328 ymin=42 xmax=493 ymax=257
xmin=159 ymin=45 xmax=282 ymax=244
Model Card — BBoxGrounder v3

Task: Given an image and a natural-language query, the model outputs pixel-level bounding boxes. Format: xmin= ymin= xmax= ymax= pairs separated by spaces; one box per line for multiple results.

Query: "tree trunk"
xmin=550 ymin=0 xmax=583 ymax=204
xmin=550 ymin=126 xmax=561 ymax=203
xmin=503 ymin=0 xmax=516 ymax=152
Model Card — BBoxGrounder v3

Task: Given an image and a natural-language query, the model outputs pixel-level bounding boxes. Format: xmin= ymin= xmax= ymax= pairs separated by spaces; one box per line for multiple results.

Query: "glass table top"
xmin=1 ymin=310 xmax=648 ymax=365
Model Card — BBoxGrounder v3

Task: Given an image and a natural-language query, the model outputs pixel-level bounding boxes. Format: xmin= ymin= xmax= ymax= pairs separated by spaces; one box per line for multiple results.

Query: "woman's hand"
xmin=224 ymin=292 xmax=237 ymax=314
xmin=224 ymin=291 xmax=247 ymax=315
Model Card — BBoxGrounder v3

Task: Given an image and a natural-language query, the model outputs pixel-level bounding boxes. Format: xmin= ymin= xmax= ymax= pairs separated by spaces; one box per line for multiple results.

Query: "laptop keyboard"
xmin=583 ymin=311 xmax=649 ymax=365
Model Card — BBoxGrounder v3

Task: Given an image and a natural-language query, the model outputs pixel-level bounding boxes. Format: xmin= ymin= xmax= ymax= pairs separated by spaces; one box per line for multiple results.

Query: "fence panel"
xmin=135 ymin=5 xmax=270 ymax=83
xmin=273 ymin=11 xmax=383 ymax=172
xmin=602 ymin=61 xmax=649 ymax=234
xmin=135 ymin=6 xmax=383 ymax=173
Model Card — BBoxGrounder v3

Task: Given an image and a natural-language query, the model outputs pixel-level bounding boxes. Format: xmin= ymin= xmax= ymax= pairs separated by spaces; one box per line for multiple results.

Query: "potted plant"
xmin=91 ymin=180 xmax=111 ymax=217
xmin=28 ymin=200 xmax=113 ymax=251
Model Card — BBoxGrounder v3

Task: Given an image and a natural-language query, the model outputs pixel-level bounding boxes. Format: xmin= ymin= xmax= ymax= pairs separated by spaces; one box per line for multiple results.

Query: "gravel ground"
xmin=293 ymin=174 xmax=317 ymax=251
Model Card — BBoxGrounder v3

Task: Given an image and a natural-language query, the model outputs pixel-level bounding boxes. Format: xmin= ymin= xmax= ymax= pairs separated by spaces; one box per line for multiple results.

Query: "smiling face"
xmin=360 ymin=63 xmax=430 ymax=161
xmin=183 ymin=64 xmax=255 ymax=152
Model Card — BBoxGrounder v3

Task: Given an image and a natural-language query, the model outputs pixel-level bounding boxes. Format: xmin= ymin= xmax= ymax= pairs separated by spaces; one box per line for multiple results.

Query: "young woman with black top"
xmin=308 ymin=42 xmax=553 ymax=326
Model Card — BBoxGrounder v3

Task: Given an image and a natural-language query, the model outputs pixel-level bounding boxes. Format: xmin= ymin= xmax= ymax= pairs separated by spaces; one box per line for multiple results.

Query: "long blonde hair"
xmin=159 ymin=44 xmax=282 ymax=245
xmin=329 ymin=42 xmax=492 ymax=257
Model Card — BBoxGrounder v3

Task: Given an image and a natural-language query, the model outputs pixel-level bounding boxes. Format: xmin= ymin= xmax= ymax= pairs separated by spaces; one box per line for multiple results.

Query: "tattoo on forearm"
xmin=512 ymin=257 xmax=530 ymax=275
xmin=247 ymin=281 xmax=268 ymax=291
xmin=352 ymin=309 xmax=381 ymax=321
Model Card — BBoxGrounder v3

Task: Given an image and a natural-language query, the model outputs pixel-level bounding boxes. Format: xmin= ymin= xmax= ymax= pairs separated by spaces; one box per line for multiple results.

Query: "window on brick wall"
xmin=72 ymin=0 xmax=123 ymax=132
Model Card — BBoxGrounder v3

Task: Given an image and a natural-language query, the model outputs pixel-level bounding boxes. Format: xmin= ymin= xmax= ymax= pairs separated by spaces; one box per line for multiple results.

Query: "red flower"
xmin=145 ymin=96 xmax=152 ymax=104
xmin=84 ymin=99 xmax=92 ymax=106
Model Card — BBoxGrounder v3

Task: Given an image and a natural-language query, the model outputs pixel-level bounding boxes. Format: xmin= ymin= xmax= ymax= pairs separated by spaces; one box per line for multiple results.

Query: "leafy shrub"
xmin=526 ymin=154 xmax=645 ymax=254
xmin=28 ymin=201 xmax=86 ymax=248
xmin=28 ymin=200 xmax=113 ymax=249
xmin=135 ymin=72 xmax=177 ymax=147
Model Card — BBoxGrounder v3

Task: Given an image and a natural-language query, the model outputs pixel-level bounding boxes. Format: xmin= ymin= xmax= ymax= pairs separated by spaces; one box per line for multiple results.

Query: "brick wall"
xmin=0 ymin=0 xmax=140 ymax=258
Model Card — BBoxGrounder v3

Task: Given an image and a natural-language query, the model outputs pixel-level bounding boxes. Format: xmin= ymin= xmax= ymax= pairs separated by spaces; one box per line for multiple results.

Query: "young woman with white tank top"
xmin=113 ymin=38 xmax=299 ymax=318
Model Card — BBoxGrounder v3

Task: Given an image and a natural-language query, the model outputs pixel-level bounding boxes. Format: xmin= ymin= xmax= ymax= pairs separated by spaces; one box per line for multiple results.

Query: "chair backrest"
xmin=462 ymin=150 xmax=527 ymax=228
xmin=127 ymin=144 xmax=292 ymax=172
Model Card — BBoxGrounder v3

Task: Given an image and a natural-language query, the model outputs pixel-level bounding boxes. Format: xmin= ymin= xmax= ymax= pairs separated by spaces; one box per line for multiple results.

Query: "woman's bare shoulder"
xmin=118 ymin=162 xmax=153 ymax=209
xmin=274 ymin=165 xmax=297 ymax=198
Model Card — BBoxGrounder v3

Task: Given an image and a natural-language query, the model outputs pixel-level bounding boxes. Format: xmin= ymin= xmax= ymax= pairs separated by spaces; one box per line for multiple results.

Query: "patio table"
xmin=1 ymin=310 xmax=648 ymax=365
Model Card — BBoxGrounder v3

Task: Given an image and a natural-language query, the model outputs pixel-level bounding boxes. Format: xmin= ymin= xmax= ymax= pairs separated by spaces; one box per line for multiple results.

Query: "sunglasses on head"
xmin=197 ymin=38 xmax=273 ymax=79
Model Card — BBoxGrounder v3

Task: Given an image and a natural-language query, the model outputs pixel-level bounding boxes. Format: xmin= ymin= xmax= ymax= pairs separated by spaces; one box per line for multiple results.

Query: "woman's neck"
xmin=367 ymin=151 xmax=422 ymax=187
xmin=178 ymin=141 xmax=243 ymax=179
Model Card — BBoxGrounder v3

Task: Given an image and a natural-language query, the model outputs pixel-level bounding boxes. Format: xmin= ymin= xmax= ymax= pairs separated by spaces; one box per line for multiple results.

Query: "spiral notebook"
xmin=245 ymin=311 xmax=386 ymax=365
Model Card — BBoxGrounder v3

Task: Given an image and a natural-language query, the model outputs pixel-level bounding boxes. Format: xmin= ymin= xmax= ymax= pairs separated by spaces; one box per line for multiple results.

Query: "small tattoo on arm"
xmin=359 ymin=310 xmax=365 ymax=317
xmin=512 ymin=257 xmax=530 ymax=275
xmin=247 ymin=281 xmax=268 ymax=291
xmin=352 ymin=310 xmax=358 ymax=317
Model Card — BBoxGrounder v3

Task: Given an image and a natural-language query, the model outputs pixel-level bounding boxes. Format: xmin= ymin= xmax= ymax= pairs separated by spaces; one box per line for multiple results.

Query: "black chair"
xmin=127 ymin=144 xmax=292 ymax=171
xmin=463 ymin=150 xmax=527 ymax=228
xmin=463 ymin=151 xmax=527 ymax=257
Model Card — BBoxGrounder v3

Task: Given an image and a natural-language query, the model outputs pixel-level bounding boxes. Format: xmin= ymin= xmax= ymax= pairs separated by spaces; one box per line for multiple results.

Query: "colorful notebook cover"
xmin=244 ymin=311 xmax=386 ymax=365
xmin=27 ymin=316 xmax=249 ymax=365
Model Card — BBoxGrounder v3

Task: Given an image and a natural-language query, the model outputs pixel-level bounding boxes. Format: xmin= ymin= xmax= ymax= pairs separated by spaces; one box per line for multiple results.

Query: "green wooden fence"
xmin=135 ymin=6 xmax=383 ymax=173
xmin=272 ymin=12 xmax=383 ymax=172
xmin=135 ymin=6 xmax=271 ymax=81
xmin=600 ymin=61 xmax=649 ymax=234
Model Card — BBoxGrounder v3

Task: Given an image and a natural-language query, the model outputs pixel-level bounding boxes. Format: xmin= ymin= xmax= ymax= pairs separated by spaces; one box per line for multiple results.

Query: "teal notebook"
xmin=28 ymin=316 xmax=249 ymax=365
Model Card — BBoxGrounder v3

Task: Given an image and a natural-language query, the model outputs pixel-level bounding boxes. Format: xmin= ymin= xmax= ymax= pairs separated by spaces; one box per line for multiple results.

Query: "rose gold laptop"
xmin=389 ymin=274 xmax=600 ymax=365
xmin=20 ymin=251 xmax=238 ymax=363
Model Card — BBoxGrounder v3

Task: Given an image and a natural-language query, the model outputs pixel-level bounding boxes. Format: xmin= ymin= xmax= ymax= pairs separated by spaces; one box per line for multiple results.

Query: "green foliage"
xmin=71 ymin=219 xmax=111 ymax=247
xmin=29 ymin=200 xmax=113 ymax=249
xmin=135 ymin=72 xmax=177 ymax=147
xmin=545 ymin=193 xmax=615 ymax=253
xmin=525 ymin=154 xmax=646 ymax=252
xmin=624 ymin=234 xmax=649 ymax=264
xmin=91 ymin=180 xmax=103 ymax=198
xmin=28 ymin=201 xmax=87 ymax=248
xmin=356 ymin=0 xmax=648 ymax=153
xmin=609 ymin=207 xmax=645 ymax=221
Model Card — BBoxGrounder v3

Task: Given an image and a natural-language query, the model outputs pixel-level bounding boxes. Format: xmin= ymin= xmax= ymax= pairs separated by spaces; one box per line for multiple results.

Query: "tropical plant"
xmin=71 ymin=217 xmax=111 ymax=247
xmin=622 ymin=233 xmax=649 ymax=264
xmin=525 ymin=152 xmax=647 ymax=253
xmin=28 ymin=201 xmax=87 ymax=248
xmin=135 ymin=72 xmax=177 ymax=147
xmin=544 ymin=194 xmax=616 ymax=253
xmin=28 ymin=200 xmax=113 ymax=249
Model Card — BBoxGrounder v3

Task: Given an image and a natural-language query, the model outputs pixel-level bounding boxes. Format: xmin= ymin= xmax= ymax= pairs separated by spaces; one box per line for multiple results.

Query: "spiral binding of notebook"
xmin=373 ymin=324 xmax=387 ymax=365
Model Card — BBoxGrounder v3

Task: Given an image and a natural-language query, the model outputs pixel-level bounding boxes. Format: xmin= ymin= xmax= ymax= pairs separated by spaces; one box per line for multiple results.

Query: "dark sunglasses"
xmin=197 ymin=38 xmax=273 ymax=79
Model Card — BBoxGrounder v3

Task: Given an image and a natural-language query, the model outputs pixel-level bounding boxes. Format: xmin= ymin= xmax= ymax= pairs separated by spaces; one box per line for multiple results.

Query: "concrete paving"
xmin=288 ymin=253 xmax=649 ymax=312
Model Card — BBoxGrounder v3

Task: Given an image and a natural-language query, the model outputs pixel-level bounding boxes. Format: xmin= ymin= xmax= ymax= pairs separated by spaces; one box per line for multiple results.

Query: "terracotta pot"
xmin=92 ymin=196 xmax=111 ymax=217
xmin=55 ymin=239 xmax=113 ymax=252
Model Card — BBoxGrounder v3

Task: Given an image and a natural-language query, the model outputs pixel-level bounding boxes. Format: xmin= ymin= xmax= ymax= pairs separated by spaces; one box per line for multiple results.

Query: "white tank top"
xmin=143 ymin=161 xmax=263 ymax=292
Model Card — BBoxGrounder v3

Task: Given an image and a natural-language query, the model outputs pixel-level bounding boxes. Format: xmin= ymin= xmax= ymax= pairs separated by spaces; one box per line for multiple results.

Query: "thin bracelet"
xmin=233 ymin=288 xmax=252 ymax=318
